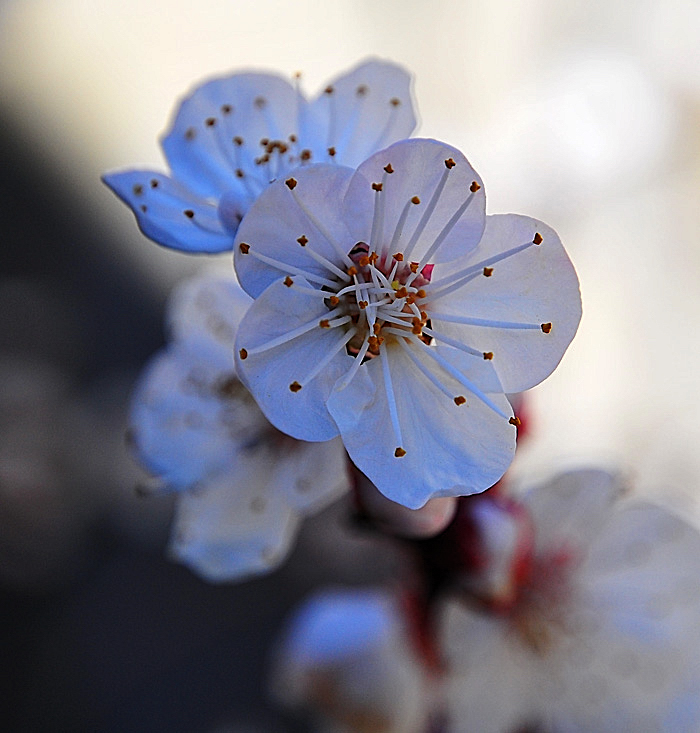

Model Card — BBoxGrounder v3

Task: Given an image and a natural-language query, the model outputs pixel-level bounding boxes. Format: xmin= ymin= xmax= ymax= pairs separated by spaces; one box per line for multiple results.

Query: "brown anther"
xmin=324 ymin=85 xmax=334 ymax=95
xmin=150 ymin=179 xmax=159 ymax=188
xmin=140 ymin=204 xmax=147 ymax=212
xmin=285 ymin=177 xmax=298 ymax=190
xmin=406 ymin=294 xmax=416 ymax=305
xmin=483 ymin=351 xmax=494 ymax=360
xmin=233 ymin=136 xmax=243 ymax=146
xmin=289 ymin=381 xmax=302 ymax=392
xmin=260 ymin=138 xmax=269 ymax=146
xmin=394 ymin=447 xmax=406 ymax=457
xmin=239 ymin=243 xmax=250 ymax=254
xmin=416 ymin=289 xmax=426 ymax=298
xmin=297 ymin=235 xmax=308 ymax=246
xmin=221 ymin=104 xmax=233 ymax=114
xmin=254 ymin=96 xmax=267 ymax=108
xmin=328 ymin=295 xmax=340 ymax=306
xmin=533 ymin=232 xmax=543 ymax=245
xmin=236 ymin=169 xmax=245 ymax=178
xmin=470 ymin=181 xmax=481 ymax=193
xmin=356 ymin=84 xmax=368 ymax=96
xmin=483 ymin=267 xmax=494 ymax=277
xmin=132 ymin=184 xmax=143 ymax=196
xmin=393 ymin=252 xmax=404 ymax=262
xmin=300 ymin=149 xmax=312 ymax=161
xmin=184 ymin=209 xmax=195 ymax=218
xmin=409 ymin=262 xmax=419 ymax=273
xmin=373 ymin=323 xmax=382 ymax=335
xmin=368 ymin=336 xmax=379 ymax=349
xmin=358 ymin=256 xmax=370 ymax=267
xmin=411 ymin=196 xmax=421 ymax=205
xmin=412 ymin=325 xmax=423 ymax=335
xmin=347 ymin=266 xmax=358 ymax=277
xmin=541 ymin=322 xmax=552 ymax=333
xmin=185 ymin=127 xmax=196 ymax=140
xmin=454 ymin=396 xmax=466 ymax=406
xmin=369 ymin=252 xmax=379 ymax=264
xmin=390 ymin=98 xmax=401 ymax=107
xmin=284 ymin=276 xmax=294 ymax=287
xmin=509 ymin=416 xmax=522 ymax=427
xmin=395 ymin=287 xmax=408 ymax=298
xmin=420 ymin=310 xmax=428 ymax=322
xmin=372 ymin=182 xmax=383 ymax=191
xmin=239 ymin=348 xmax=248 ymax=360
xmin=358 ymin=301 xmax=369 ymax=310
xmin=384 ymin=163 xmax=394 ymax=174
xmin=205 ymin=117 xmax=216 ymax=127
xmin=289 ymin=134 xmax=297 ymax=143
xmin=328 ymin=146 xmax=336 ymax=157
xmin=445 ymin=158 xmax=456 ymax=169
xmin=319 ymin=319 xmax=331 ymax=328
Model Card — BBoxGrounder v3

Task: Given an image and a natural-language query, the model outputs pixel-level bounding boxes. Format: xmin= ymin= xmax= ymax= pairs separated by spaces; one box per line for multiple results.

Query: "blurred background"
xmin=1 ymin=0 xmax=699 ymax=730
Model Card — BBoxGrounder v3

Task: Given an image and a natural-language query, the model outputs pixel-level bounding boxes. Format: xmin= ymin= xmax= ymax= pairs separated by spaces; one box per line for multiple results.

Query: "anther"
xmin=300 ymin=149 xmax=312 ymax=161
xmin=324 ymin=85 xmax=334 ymax=95
xmin=373 ymin=323 xmax=382 ymax=335
xmin=541 ymin=322 xmax=552 ymax=333
xmin=132 ymin=184 xmax=143 ymax=196
xmin=358 ymin=256 xmax=370 ymax=267
xmin=185 ymin=127 xmax=196 ymax=140
xmin=533 ymin=233 xmax=543 ymax=245
xmin=393 ymin=252 xmax=404 ymax=262
xmin=184 ymin=209 xmax=195 ymax=219
xmin=395 ymin=287 xmax=408 ymax=298
xmin=319 ymin=319 xmax=330 ymax=328
xmin=233 ymin=136 xmax=243 ymax=146
xmin=140 ymin=204 xmax=147 ymax=212
xmin=328 ymin=146 xmax=336 ymax=157
xmin=347 ymin=266 xmax=358 ymax=277
xmin=239 ymin=243 xmax=250 ymax=254
xmin=356 ymin=84 xmax=368 ymax=96
xmin=254 ymin=96 xmax=267 ymax=108
xmin=221 ymin=104 xmax=233 ymax=114
xmin=284 ymin=276 xmax=294 ymax=287
xmin=411 ymin=196 xmax=421 ymax=205
xmin=358 ymin=301 xmax=368 ymax=309
xmin=239 ymin=348 xmax=248 ymax=360
xmin=297 ymin=235 xmax=308 ymax=246
xmin=384 ymin=163 xmax=394 ymax=174
xmin=394 ymin=447 xmax=406 ymax=457
xmin=289 ymin=381 xmax=302 ymax=392
xmin=509 ymin=416 xmax=522 ymax=427
xmin=260 ymin=137 xmax=269 ymax=146
xmin=205 ymin=117 xmax=217 ymax=127
xmin=285 ymin=177 xmax=298 ymax=190
xmin=454 ymin=396 xmax=466 ymax=406
xmin=328 ymin=295 xmax=340 ymax=306
xmin=289 ymin=134 xmax=297 ymax=143
xmin=390 ymin=98 xmax=401 ymax=107
xmin=236 ymin=169 xmax=245 ymax=178
xmin=483 ymin=267 xmax=494 ymax=277
xmin=483 ymin=352 xmax=494 ymax=360
xmin=470 ymin=181 xmax=481 ymax=192
xmin=444 ymin=158 xmax=456 ymax=169
xmin=150 ymin=179 xmax=159 ymax=188
xmin=416 ymin=289 xmax=426 ymax=298
xmin=372 ymin=182 xmax=383 ymax=191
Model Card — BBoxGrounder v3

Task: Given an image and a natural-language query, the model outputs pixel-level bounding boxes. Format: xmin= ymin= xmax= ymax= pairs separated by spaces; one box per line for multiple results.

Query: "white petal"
xmin=433 ymin=214 xmax=581 ymax=393
xmin=102 ymin=170 xmax=231 ymax=252
xmin=166 ymin=273 xmax=251 ymax=348
xmin=302 ymin=58 xmax=417 ymax=168
xmin=327 ymin=341 xmax=515 ymax=509
xmin=161 ymin=72 xmax=299 ymax=199
xmin=343 ymin=138 xmax=486 ymax=264
xmin=235 ymin=278 xmax=351 ymax=442
xmin=234 ymin=164 xmax=356 ymax=298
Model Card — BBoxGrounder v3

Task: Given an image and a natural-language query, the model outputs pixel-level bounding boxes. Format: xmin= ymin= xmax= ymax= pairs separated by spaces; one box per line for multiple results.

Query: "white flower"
xmin=271 ymin=588 xmax=432 ymax=733
xmin=233 ymin=138 xmax=581 ymax=509
xmin=440 ymin=470 xmax=700 ymax=733
xmin=129 ymin=274 xmax=350 ymax=582
xmin=103 ymin=59 xmax=417 ymax=253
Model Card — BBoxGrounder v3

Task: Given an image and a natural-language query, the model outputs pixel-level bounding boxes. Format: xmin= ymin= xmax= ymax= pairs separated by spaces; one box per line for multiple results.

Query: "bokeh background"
xmin=1 ymin=1 xmax=699 ymax=730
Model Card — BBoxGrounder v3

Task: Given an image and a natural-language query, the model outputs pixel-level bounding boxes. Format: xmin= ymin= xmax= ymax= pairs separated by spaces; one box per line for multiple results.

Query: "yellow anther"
xmin=444 ymin=158 xmax=456 ymax=169
xmin=470 ymin=181 xmax=481 ymax=192
xmin=509 ymin=416 xmax=522 ymax=427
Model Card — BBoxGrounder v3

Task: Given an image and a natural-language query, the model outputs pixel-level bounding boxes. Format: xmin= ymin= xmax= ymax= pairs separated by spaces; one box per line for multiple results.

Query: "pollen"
xmin=289 ymin=134 xmax=297 ymax=143
xmin=533 ymin=232 xmax=543 ymax=245
xmin=297 ymin=235 xmax=308 ymax=246
xmin=483 ymin=352 xmax=494 ymax=360
xmin=284 ymin=276 xmax=294 ymax=287
xmin=285 ymin=177 xmax=298 ymax=190
xmin=454 ymin=396 xmax=466 ymax=406
xmin=150 ymin=179 xmax=159 ymax=188
xmin=328 ymin=146 xmax=336 ymax=157
xmin=470 ymin=181 xmax=481 ymax=192
xmin=384 ymin=163 xmax=394 ymax=174
xmin=324 ymin=85 xmax=334 ymax=95
xmin=394 ymin=447 xmax=407 ymax=457
xmin=289 ymin=381 xmax=302 ymax=392
xmin=239 ymin=348 xmax=248 ymax=360
xmin=372 ymin=182 xmax=383 ymax=191
xmin=411 ymin=196 xmax=421 ymax=205
xmin=444 ymin=158 xmax=456 ymax=169
xmin=509 ymin=416 xmax=522 ymax=427
xmin=183 ymin=209 xmax=195 ymax=219
xmin=233 ymin=136 xmax=243 ymax=146
xmin=205 ymin=117 xmax=216 ymax=127
xmin=319 ymin=319 xmax=331 ymax=328
xmin=300 ymin=149 xmax=312 ymax=161
xmin=239 ymin=243 xmax=250 ymax=254
xmin=236 ymin=169 xmax=245 ymax=178
xmin=541 ymin=322 xmax=552 ymax=333
xmin=483 ymin=267 xmax=494 ymax=277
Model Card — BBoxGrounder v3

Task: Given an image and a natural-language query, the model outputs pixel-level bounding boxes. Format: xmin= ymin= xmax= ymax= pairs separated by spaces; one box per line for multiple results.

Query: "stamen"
xmin=243 ymin=308 xmax=341 ymax=356
xmin=369 ymin=170 xmax=390 ymax=254
xmin=386 ymin=196 xmax=420 ymax=258
xmin=421 ymin=326 xmax=484 ymax=358
xmin=509 ymin=416 xmax=521 ymax=427
xmin=380 ymin=347 xmax=404 ymax=457
xmin=418 ymin=188 xmax=478 ymax=268
xmin=398 ymin=338 xmax=462 ymax=402
xmin=336 ymin=335 xmax=371 ymax=390
xmin=366 ymin=96 xmax=402 ymax=153
xmin=245 ymin=248 xmax=338 ymax=288
xmin=403 ymin=166 xmax=451 ymax=260
xmin=427 ymin=312 xmax=546 ymax=330
xmin=298 ymin=328 xmax=357 ymax=387
xmin=296 ymin=236 xmax=352 ymax=281
xmin=180 ymin=208 xmax=225 ymax=234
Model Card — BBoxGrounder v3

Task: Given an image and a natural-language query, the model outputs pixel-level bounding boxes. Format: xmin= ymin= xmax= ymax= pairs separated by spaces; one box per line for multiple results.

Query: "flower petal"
xmin=302 ymin=58 xmax=417 ymax=168
xmin=235 ymin=277 xmax=351 ymax=442
xmin=234 ymin=164 xmax=356 ymax=298
xmin=102 ymin=170 xmax=232 ymax=252
xmin=327 ymin=341 xmax=515 ymax=509
xmin=161 ymin=72 xmax=299 ymax=199
xmin=430 ymin=213 xmax=582 ymax=392
xmin=343 ymin=138 xmax=486 ymax=265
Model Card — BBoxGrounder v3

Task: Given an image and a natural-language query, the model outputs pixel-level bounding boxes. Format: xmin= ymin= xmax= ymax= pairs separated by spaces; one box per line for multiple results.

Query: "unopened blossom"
xmin=234 ymin=138 xmax=581 ymax=508
xmin=103 ymin=59 xmax=416 ymax=253
xmin=271 ymin=588 xmax=433 ymax=733
xmin=439 ymin=470 xmax=700 ymax=733
xmin=130 ymin=274 xmax=349 ymax=581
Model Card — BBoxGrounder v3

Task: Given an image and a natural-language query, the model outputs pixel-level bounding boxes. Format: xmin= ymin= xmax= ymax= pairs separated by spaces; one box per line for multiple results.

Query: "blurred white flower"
xmin=234 ymin=138 xmax=581 ymax=508
xmin=439 ymin=470 xmax=700 ymax=732
xmin=271 ymin=588 xmax=433 ymax=733
xmin=130 ymin=274 xmax=350 ymax=581
xmin=103 ymin=58 xmax=417 ymax=252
